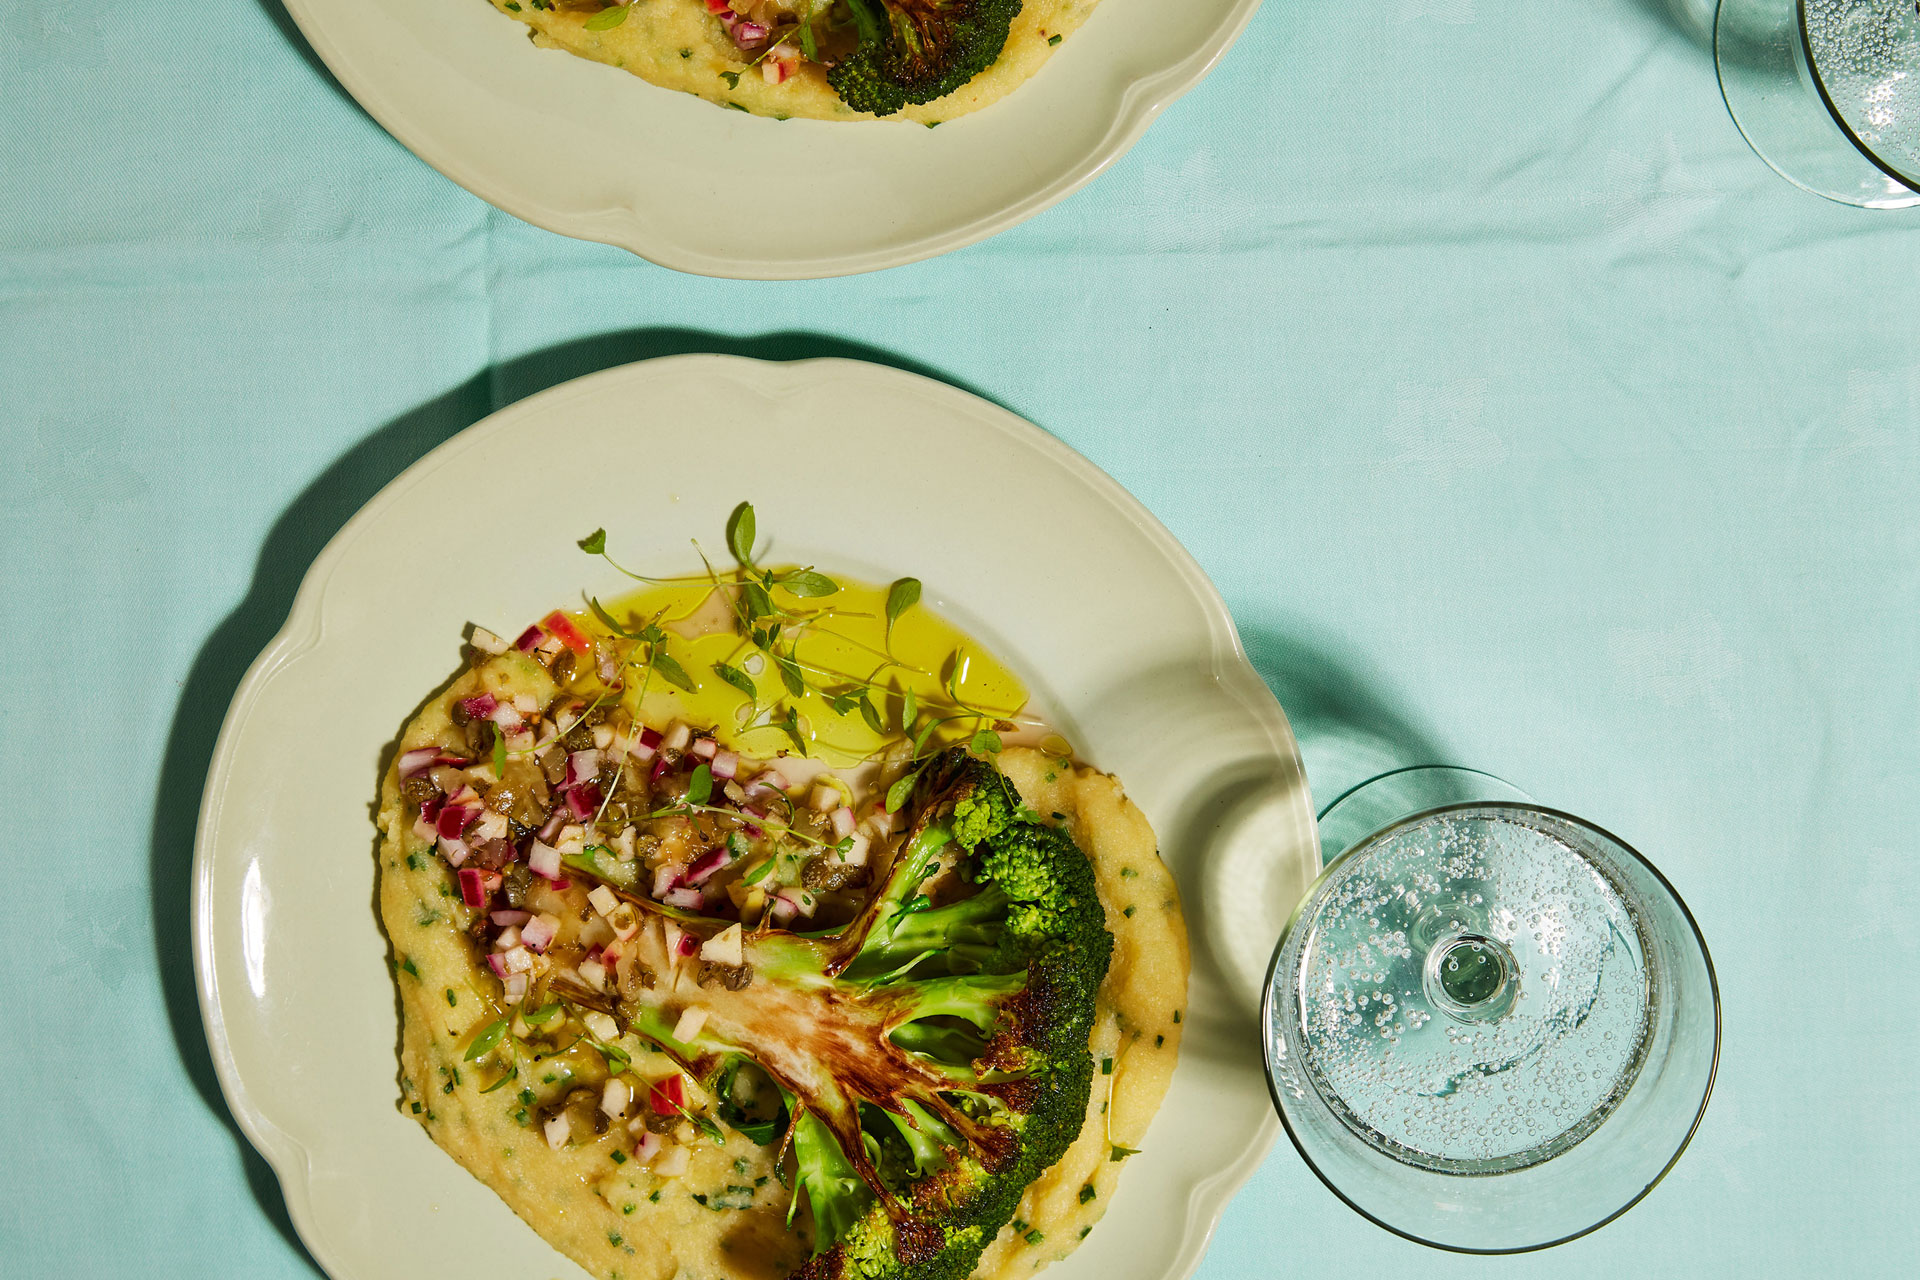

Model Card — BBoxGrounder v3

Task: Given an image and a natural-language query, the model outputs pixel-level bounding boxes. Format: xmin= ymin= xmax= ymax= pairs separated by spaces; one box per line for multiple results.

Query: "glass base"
xmin=1717 ymin=0 xmax=1920 ymax=207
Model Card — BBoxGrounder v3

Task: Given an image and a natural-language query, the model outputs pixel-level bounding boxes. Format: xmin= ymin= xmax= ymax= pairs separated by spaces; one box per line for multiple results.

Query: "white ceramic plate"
xmin=194 ymin=355 xmax=1318 ymax=1280
xmin=279 ymin=0 xmax=1264 ymax=278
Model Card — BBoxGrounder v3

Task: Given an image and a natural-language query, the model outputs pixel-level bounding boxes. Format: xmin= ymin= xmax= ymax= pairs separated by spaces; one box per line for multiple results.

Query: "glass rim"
xmin=1258 ymin=798 xmax=1724 ymax=1254
xmin=1798 ymin=0 xmax=1920 ymax=191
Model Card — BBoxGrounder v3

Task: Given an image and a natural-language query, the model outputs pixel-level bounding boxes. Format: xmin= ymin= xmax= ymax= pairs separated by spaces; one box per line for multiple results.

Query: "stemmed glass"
xmin=1717 ymin=0 xmax=1920 ymax=206
xmin=1261 ymin=768 xmax=1719 ymax=1251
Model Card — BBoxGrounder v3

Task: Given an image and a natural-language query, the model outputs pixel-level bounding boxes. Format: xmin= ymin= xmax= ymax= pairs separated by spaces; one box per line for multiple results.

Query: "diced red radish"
xmin=769 ymin=897 xmax=796 ymax=926
xmin=649 ymin=1074 xmax=687 ymax=1115
xmin=491 ymin=908 xmax=531 ymax=927
xmin=588 ymin=885 xmax=620 ymax=917
xmin=652 ymin=863 xmax=684 ymax=898
xmin=684 ymin=845 xmax=735 ymax=887
xmin=704 ymin=0 xmax=730 ymax=11
xmin=512 ymin=693 xmax=538 ymax=714
xmin=515 ymin=625 xmax=545 ymax=653
xmin=733 ymin=19 xmax=768 ymax=46
xmin=811 ymin=784 xmax=841 ymax=813
xmin=540 ymin=611 xmax=592 ymax=655
xmin=503 ymin=971 xmax=529 ymax=1004
xmin=551 ymin=879 xmax=571 ymax=891
xmin=866 ymin=809 xmax=894 ymax=837
xmin=399 ymin=747 xmax=467 ymax=779
xmin=521 ymin=913 xmax=559 ymax=953
xmin=634 ymin=1131 xmax=662 ymax=1163
xmin=501 ymin=945 xmax=534 ymax=974
xmin=563 ymin=784 xmax=601 ymax=820
xmin=743 ymin=772 xmax=782 ymax=801
xmin=565 ymin=750 xmax=602 ymax=787
xmin=439 ymin=837 xmax=471 ymax=867
xmin=579 ymin=956 xmax=608 ymax=990
xmin=488 ymin=702 xmax=524 ymax=731
xmin=495 ymin=925 xmax=522 ymax=949
xmin=761 ymin=58 xmax=790 ymax=85
xmin=690 ymin=737 xmax=718 ymax=760
xmin=458 ymin=868 xmax=491 ymax=908
xmin=460 ymin=693 xmax=498 ymax=720
xmin=663 ymin=722 xmax=691 ymax=752
xmin=437 ymin=805 xmax=478 ymax=841
xmin=529 ymin=842 xmax=563 ymax=880
xmin=711 ymin=750 xmax=739 ymax=780
xmin=675 ymin=931 xmax=700 ymax=958
xmin=831 ymin=807 xmax=856 ymax=839
xmin=544 ymin=1114 xmax=570 ymax=1151
xmin=473 ymin=811 xmax=509 ymax=843
xmin=664 ymin=886 xmax=704 ymax=910
xmin=631 ymin=726 xmax=661 ymax=762
xmin=654 ymin=1143 xmax=690 ymax=1177
xmin=486 ymin=953 xmax=509 ymax=978
xmin=471 ymin=627 xmax=509 ymax=656
xmin=775 ymin=887 xmax=818 ymax=919
xmin=536 ymin=810 xmax=566 ymax=843
xmin=649 ymin=755 xmax=672 ymax=784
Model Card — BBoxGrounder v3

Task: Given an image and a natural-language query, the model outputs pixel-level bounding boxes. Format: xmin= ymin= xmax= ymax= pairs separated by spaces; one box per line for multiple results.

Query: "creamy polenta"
xmin=377 ymin=548 xmax=1186 ymax=1280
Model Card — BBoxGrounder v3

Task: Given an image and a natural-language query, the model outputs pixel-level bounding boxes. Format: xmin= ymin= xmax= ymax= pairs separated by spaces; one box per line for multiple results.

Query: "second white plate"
xmin=280 ymin=0 xmax=1265 ymax=278
xmin=194 ymin=355 xmax=1317 ymax=1279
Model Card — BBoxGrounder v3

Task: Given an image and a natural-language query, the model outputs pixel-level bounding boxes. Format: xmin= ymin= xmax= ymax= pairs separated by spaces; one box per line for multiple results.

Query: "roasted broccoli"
xmin=573 ymin=748 xmax=1112 ymax=1280
xmin=829 ymin=0 xmax=1022 ymax=117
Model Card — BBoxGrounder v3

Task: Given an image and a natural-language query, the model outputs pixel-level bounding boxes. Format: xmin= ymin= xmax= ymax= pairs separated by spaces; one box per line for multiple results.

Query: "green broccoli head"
xmin=828 ymin=0 xmax=1022 ymax=117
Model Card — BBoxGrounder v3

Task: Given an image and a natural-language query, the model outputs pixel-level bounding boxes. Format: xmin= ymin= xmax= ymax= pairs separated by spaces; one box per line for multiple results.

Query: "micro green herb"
xmin=726 ymin=501 xmax=756 ymax=565
xmin=524 ymin=1003 xmax=563 ymax=1026
xmin=1110 ymin=1145 xmax=1141 ymax=1162
xmin=713 ymin=661 xmax=756 ymax=701
xmin=743 ymin=859 xmax=775 ymax=886
xmin=885 ymin=577 xmax=920 ymax=642
xmin=465 ymin=1019 xmax=508 ymax=1061
xmin=720 ymin=70 xmax=742 ymax=89
xmin=585 ymin=4 xmax=629 ymax=30
xmin=902 ymin=685 xmax=918 ymax=731
xmin=653 ymin=651 xmax=695 ymax=693
xmin=780 ymin=570 xmax=838 ymax=598
xmin=686 ymin=763 xmax=714 ymax=807
xmin=969 ymin=728 xmax=1003 ymax=755
xmin=886 ymin=770 xmax=920 ymax=814
xmin=481 ymin=1068 xmax=518 ymax=1094
xmin=778 ymin=706 xmax=806 ymax=754
xmin=775 ymin=652 xmax=806 ymax=698
xmin=650 ymin=1190 xmax=662 ymax=1202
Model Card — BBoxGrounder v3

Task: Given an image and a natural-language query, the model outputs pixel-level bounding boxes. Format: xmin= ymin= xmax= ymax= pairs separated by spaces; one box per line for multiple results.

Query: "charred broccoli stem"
xmin=828 ymin=0 xmax=1023 ymax=117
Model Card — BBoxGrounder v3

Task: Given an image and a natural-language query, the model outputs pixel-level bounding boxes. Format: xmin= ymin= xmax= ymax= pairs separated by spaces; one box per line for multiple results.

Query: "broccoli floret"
xmin=828 ymin=0 xmax=1022 ymax=117
xmin=563 ymin=748 xmax=1112 ymax=1280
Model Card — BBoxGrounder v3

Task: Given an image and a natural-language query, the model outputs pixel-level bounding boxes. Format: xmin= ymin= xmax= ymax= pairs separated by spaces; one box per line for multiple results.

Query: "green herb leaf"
xmin=524 ymin=1003 xmax=563 ymax=1026
xmin=727 ymin=501 xmax=756 ymax=565
xmin=779 ymin=707 xmax=807 ymax=755
xmin=588 ymin=596 xmax=635 ymax=636
xmin=828 ymin=691 xmax=856 ymax=716
xmin=712 ymin=661 xmax=757 ymax=700
xmin=775 ymin=652 xmax=805 ymax=699
xmin=1079 ymin=1184 xmax=1097 ymax=1204
xmin=691 ymin=1113 xmax=727 ymax=1144
xmin=743 ymin=580 xmax=774 ymax=621
xmin=654 ymin=652 xmax=695 ymax=693
xmin=686 ymin=763 xmax=713 ymax=807
xmin=902 ymin=686 xmax=918 ymax=731
xmin=720 ymin=70 xmax=742 ymax=89
xmin=578 ymin=528 xmax=608 ymax=555
xmin=584 ymin=2 xmax=629 ymax=28
xmin=398 ymin=956 xmax=420 ymax=979
xmin=743 ymin=859 xmax=775 ymax=886
xmin=779 ymin=570 xmax=838 ymax=598
xmin=885 ymin=770 xmax=919 ymax=814
xmin=858 ymin=696 xmax=884 ymax=735
xmin=492 ymin=723 xmax=508 ymax=777
xmin=465 ymin=1019 xmax=509 ymax=1061
xmin=1110 ymin=1145 xmax=1141 ymax=1162
xmin=885 ymin=577 xmax=921 ymax=633
xmin=481 ymin=1069 xmax=518 ymax=1093
xmin=970 ymin=728 xmax=1002 ymax=755
xmin=912 ymin=718 xmax=940 ymax=755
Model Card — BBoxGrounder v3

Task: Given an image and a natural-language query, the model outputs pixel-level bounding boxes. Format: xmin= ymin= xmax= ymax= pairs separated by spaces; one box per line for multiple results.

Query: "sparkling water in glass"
xmin=1718 ymin=0 xmax=1920 ymax=206
xmin=1263 ymin=770 xmax=1718 ymax=1252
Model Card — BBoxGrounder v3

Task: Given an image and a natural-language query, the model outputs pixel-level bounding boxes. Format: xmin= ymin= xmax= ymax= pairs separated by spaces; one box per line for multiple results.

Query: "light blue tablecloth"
xmin=5 ymin=1 xmax=1914 ymax=1274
